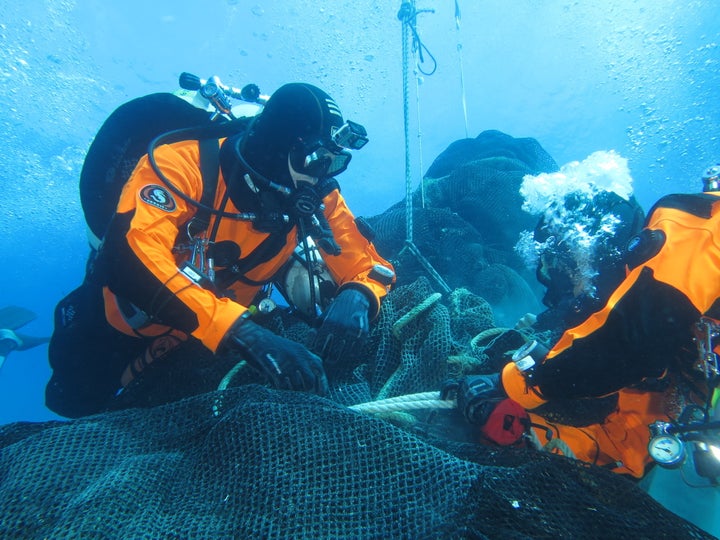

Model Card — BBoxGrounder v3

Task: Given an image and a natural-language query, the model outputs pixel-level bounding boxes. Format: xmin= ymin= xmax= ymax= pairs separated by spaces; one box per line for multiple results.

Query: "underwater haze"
xmin=1 ymin=1 xmax=719 ymax=535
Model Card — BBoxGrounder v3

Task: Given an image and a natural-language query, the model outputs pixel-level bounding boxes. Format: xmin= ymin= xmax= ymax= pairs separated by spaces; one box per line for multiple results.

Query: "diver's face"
xmin=537 ymin=249 xmax=578 ymax=308
xmin=287 ymin=153 xmax=319 ymax=187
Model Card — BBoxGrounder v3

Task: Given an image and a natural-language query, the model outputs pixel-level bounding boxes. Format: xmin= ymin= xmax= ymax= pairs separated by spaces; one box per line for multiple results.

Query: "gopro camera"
xmin=332 ymin=120 xmax=369 ymax=150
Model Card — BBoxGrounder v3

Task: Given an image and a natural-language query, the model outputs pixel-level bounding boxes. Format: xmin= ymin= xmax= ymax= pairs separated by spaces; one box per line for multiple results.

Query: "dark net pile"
xmin=366 ymin=130 xmax=562 ymax=328
xmin=0 ymin=278 xmax=712 ymax=539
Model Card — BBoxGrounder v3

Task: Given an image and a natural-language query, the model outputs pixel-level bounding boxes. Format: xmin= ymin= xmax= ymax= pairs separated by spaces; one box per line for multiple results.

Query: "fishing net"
xmin=0 ymin=277 xmax=712 ymax=539
xmin=367 ymin=131 xmax=558 ymax=327
xmin=423 ymin=129 xmax=560 ymax=179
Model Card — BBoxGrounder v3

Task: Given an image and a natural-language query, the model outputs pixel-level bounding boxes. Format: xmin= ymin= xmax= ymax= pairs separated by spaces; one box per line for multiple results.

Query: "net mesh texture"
xmin=0 ymin=278 xmax=712 ymax=539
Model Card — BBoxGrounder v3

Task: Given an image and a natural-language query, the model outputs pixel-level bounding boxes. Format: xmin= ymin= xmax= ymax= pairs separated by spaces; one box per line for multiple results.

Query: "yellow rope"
xmin=469 ymin=327 xmax=511 ymax=350
xmin=217 ymin=360 xmax=248 ymax=391
xmin=391 ymin=292 xmax=443 ymax=339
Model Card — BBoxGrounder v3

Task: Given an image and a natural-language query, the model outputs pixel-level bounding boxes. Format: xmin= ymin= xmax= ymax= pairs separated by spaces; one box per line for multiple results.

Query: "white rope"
xmin=401 ymin=1 xmax=414 ymax=245
xmin=352 ymin=391 xmax=578 ymax=461
xmin=415 ymin=70 xmax=426 ymax=209
xmin=350 ymin=391 xmax=456 ymax=414
xmin=454 ymin=0 xmax=469 ymax=138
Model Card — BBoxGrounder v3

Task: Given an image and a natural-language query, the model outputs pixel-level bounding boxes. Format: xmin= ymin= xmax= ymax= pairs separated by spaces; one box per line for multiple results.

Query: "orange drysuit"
xmin=503 ymin=192 xmax=720 ymax=477
xmin=100 ymin=138 xmax=393 ymax=353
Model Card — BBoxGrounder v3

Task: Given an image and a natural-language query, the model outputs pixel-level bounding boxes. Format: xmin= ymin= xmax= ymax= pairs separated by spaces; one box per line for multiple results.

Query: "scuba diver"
xmin=46 ymin=80 xmax=395 ymax=418
xmin=444 ymin=164 xmax=720 ymax=482
xmin=522 ymin=187 xmax=645 ymax=341
xmin=0 ymin=305 xmax=50 ymax=370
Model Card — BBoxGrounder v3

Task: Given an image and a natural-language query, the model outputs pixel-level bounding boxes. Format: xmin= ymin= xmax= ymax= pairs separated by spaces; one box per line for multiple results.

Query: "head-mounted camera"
xmin=331 ymin=120 xmax=369 ymax=150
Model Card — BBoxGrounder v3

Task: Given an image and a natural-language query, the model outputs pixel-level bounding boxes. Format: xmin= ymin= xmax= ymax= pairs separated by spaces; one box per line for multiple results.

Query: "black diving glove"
xmin=441 ymin=373 xmax=507 ymax=425
xmin=220 ymin=317 xmax=329 ymax=395
xmin=311 ymin=288 xmax=370 ymax=365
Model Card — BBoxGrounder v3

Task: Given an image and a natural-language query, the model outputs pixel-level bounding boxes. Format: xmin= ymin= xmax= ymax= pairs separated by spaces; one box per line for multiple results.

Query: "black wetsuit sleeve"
xmin=534 ymin=267 xmax=700 ymax=400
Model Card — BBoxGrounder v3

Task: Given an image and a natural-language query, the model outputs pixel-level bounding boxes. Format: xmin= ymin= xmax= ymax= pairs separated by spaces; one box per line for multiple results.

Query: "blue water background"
xmin=1 ymin=1 xmax=719 ymax=534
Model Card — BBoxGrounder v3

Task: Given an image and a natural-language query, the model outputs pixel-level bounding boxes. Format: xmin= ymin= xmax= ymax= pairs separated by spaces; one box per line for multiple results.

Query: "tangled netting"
xmin=367 ymin=130 xmax=561 ymax=328
xmin=0 ymin=278 xmax=712 ymax=539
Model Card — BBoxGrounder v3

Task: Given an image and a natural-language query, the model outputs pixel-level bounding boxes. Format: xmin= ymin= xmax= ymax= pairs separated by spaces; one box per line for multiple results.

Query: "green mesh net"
xmin=0 ymin=278 xmax=713 ymax=539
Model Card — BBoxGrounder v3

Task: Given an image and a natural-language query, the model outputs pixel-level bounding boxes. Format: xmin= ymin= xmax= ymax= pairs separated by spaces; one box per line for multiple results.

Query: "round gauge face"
xmin=257 ymin=297 xmax=277 ymax=314
xmin=648 ymin=435 xmax=685 ymax=468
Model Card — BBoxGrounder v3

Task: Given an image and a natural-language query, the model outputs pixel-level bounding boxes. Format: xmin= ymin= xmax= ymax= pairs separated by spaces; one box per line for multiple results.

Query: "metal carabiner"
xmin=693 ymin=317 xmax=720 ymax=379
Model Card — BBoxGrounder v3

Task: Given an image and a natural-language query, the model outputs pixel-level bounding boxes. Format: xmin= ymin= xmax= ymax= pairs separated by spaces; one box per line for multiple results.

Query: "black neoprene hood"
xmin=240 ymin=83 xmax=345 ymax=185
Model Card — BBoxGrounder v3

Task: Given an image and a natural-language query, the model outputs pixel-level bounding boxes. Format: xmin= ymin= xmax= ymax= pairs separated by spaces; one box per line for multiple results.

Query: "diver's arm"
xmin=102 ymin=141 xmax=245 ymax=352
xmin=503 ymin=266 xmax=700 ymax=409
xmin=318 ymin=189 xmax=395 ymax=318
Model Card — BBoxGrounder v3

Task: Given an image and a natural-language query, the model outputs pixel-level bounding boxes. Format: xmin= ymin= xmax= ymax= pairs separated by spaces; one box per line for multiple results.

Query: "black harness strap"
xmin=188 ymin=138 xmax=221 ymax=237
xmin=215 ymin=228 xmax=292 ymax=289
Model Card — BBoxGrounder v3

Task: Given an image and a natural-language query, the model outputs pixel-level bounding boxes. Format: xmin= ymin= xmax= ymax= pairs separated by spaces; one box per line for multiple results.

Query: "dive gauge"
xmin=648 ymin=434 xmax=686 ymax=468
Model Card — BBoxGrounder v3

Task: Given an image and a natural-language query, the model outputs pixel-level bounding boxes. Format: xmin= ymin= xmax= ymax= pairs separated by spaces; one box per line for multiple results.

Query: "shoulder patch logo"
xmin=139 ymin=185 xmax=177 ymax=212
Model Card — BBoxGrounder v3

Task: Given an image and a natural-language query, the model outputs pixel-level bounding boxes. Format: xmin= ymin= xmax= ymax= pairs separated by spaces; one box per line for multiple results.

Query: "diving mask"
xmin=302 ymin=144 xmax=352 ymax=178
xmin=289 ymin=119 xmax=368 ymax=180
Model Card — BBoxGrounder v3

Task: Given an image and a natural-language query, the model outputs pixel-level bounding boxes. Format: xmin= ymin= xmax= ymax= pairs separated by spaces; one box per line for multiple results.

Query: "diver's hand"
xmin=514 ymin=312 xmax=537 ymax=330
xmin=310 ymin=288 xmax=370 ymax=365
xmin=441 ymin=373 xmax=507 ymax=425
xmin=220 ymin=317 xmax=328 ymax=395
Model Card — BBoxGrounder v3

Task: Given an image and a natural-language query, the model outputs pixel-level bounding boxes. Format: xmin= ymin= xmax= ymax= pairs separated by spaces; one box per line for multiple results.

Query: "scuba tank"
xmin=80 ymin=72 xmax=266 ymax=250
xmin=81 ymin=72 xmax=340 ymax=323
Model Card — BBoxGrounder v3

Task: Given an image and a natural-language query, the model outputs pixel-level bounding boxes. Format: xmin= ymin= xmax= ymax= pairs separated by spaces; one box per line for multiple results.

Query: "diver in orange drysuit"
xmin=446 ymin=169 xmax=720 ymax=478
xmin=46 ymin=83 xmax=395 ymax=418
